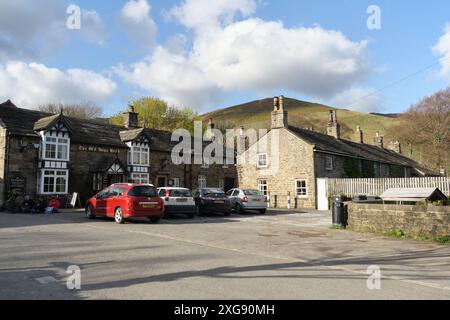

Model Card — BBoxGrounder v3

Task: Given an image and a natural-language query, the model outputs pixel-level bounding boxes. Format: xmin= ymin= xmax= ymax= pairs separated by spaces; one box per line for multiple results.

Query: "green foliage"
xmin=389 ymin=165 xmax=404 ymax=178
xmin=109 ymin=97 xmax=203 ymax=133
xmin=385 ymin=229 xmax=408 ymax=238
xmin=343 ymin=158 xmax=361 ymax=178
xmin=435 ymin=236 xmax=450 ymax=244
xmin=361 ymin=160 xmax=375 ymax=178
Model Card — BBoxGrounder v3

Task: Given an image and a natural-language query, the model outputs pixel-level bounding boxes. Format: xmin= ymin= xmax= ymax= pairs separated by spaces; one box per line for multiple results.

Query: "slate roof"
xmin=287 ymin=126 xmax=437 ymax=176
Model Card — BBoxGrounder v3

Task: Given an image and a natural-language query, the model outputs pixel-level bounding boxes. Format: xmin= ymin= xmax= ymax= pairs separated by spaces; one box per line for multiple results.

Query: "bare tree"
xmin=39 ymin=102 xmax=104 ymax=119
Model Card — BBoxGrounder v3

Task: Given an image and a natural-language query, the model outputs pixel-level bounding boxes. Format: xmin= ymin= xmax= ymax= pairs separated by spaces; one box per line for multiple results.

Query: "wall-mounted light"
xmin=19 ymin=138 xmax=28 ymax=152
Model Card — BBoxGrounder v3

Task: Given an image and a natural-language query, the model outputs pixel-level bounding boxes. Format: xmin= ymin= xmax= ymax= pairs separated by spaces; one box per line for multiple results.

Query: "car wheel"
xmin=114 ymin=207 xmax=125 ymax=224
xmin=85 ymin=205 xmax=96 ymax=219
xmin=235 ymin=203 xmax=242 ymax=214
xmin=148 ymin=217 xmax=160 ymax=223
xmin=224 ymin=209 xmax=232 ymax=216
xmin=259 ymin=209 xmax=267 ymax=214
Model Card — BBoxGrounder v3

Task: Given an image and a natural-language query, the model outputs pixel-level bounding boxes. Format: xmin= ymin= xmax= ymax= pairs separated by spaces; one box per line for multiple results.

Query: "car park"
xmin=227 ymin=188 xmax=268 ymax=214
xmin=157 ymin=187 xmax=196 ymax=218
xmin=85 ymin=184 xmax=164 ymax=224
xmin=193 ymin=188 xmax=232 ymax=216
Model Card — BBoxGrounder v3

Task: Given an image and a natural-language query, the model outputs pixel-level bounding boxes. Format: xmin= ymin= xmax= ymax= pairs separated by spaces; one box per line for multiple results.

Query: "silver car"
xmin=227 ymin=188 xmax=268 ymax=214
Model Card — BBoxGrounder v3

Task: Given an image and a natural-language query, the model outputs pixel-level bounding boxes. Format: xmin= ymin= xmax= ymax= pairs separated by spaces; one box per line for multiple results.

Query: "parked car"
xmin=157 ymin=187 xmax=196 ymax=218
xmin=226 ymin=188 xmax=268 ymax=214
xmin=193 ymin=188 xmax=232 ymax=216
xmin=85 ymin=184 xmax=164 ymax=224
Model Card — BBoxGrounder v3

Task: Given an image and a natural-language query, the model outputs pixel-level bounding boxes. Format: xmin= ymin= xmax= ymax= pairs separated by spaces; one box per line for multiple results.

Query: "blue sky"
xmin=1 ymin=0 xmax=450 ymax=116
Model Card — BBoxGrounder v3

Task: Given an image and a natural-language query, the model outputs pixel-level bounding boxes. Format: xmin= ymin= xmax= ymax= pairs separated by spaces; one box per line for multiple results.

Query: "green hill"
xmin=203 ymin=97 xmax=401 ymax=143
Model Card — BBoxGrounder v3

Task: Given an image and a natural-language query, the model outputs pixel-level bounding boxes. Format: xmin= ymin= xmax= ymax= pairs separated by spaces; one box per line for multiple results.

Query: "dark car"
xmin=193 ymin=188 xmax=232 ymax=216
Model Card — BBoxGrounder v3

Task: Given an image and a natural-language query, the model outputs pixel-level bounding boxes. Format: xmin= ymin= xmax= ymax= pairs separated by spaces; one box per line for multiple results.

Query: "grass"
xmin=384 ymin=229 xmax=450 ymax=244
xmin=330 ymin=225 xmax=346 ymax=230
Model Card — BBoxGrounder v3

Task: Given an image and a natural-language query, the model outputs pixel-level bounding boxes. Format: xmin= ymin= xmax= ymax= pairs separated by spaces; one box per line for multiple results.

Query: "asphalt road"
xmin=1 ymin=209 xmax=450 ymax=300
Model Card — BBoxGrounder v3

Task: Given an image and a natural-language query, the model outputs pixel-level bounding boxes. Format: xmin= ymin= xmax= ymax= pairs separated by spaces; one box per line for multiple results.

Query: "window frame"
xmin=257 ymin=153 xmax=268 ymax=168
xmin=198 ymin=175 xmax=207 ymax=188
xmin=42 ymin=135 xmax=70 ymax=161
xmin=130 ymin=145 xmax=150 ymax=166
xmin=257 ymin=179 xmax=268 ymax=195
xmin=295 ymin=179 xmax=308 ymax=198
xmin=131 ymin=173 xmax=150 ymax=184
xmin=39 ymin=169 xmax=69 ymax=195
xmin=325 ymin=156 xmax=333 ymax=171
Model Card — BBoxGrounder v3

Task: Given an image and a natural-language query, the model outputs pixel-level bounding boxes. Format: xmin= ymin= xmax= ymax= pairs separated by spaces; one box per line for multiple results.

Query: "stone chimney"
xmin=205 ymin=118 xmax=215 ymax=141
xmin=123 ymin=104 xmax=139 ymax=129
xmin=326 ymin=110 xmax=341 ymax=139
xmin=355 ymin=125 xmax=364 ymax=144
xmin=271 ymin=95 xmax=288 ymax=129
xmin=388 ymin=141 xmax=402 ymax=154
xmin=374 ymin=131 xmax=384 ymax=148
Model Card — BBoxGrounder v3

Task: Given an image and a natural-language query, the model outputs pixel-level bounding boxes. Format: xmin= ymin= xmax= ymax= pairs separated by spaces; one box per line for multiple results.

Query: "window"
xmin=173 ymin=178 xmax=180 ymax=188
xmin=40 ymin=170 xmax=68 ymax=194
xmin=257 ymin=153 xmax=268 ymax=168
xmin=198 ymin=175 xmax=207 ymax=188
xmin=44 ymin=136 xmax=69 ymax=160
xmin=325 ymin=156 xmax=333 ymax=171
xmin=131 ymin=173 xmax=149 ymax=184
xmin=218 ymin=179 xmax=224 ymax=190
xmin=131 ymin=146 xmax=149 ymax=166
xmin=128 ymin=186 xmax=158 ymax=197
xmin=295 ymin=179 xmax=308 ymax=197
xmin=258 ymin=179 xmax=268 ymax=195
xmin=92 ymin=173 xmax=103 ymax=191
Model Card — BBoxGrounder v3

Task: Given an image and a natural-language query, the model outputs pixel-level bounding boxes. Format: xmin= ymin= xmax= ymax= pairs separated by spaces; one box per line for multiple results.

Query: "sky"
xmin=1 ymin=0 xmax=450 ymax=116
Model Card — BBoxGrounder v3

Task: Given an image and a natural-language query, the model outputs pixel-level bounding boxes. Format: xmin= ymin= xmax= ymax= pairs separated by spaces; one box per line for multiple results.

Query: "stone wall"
xmin=347 ymin=202 xmax=450 ymax=238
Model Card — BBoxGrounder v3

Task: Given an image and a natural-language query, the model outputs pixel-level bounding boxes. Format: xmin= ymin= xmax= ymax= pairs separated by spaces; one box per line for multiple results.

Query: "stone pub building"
xmin=0 ymin=100 xmax=236 ymax=206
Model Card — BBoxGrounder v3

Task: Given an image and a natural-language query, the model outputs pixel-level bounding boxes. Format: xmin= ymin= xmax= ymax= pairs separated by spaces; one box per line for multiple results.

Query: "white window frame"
xmin=130 ymin=145 xmax=149 ymax=166
xmin=325 ymin=156 xmax=333 ymax=171
xmin=295 ymin=179 xmax=308 ymax=198
xmin=42 ymin=133 xmax=70 ymax=161
xmin=257 ymin=153 xmax=268 ymax=168
xmin=198 ymin=175 xmax=207 ymax=188
xmin=131 ymin=173 xmax=149 ymax=184
xmin=173 ymin=178 xmax=181 ymax=188
xmin=257 ymin=179 xmax=268 ymax=195
xmin=39 ymin=169 xmax=69 ymax=194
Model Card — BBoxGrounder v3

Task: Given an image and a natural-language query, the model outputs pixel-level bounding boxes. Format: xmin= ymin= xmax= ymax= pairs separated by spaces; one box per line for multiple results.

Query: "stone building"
xmin=0 ymin=100 xmax=236 ymax=206
xmin=237 ymin=96 xmax=436 ymax=209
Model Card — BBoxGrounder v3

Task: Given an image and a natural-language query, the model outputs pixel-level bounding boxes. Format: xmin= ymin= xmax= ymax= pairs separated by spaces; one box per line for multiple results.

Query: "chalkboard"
xmin=8 ymin=173 xmax=26 ymax=195
xmin=66 ymin=192 xmax=81 ymax=208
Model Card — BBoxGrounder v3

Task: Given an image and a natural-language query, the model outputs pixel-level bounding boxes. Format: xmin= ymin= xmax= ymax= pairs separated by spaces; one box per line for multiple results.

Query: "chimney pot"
xmin=326 ymin=110 xmax=340 ymax=139
xmin=273 ymin=97 xmax=279 ymax=111
xmin=355 ymin=125 xmax=364 ymax=143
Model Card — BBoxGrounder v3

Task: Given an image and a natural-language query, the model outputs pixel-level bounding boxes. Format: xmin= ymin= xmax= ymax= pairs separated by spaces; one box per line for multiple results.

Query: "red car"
xmin=85 ymin=184 xmax=164 ymax=224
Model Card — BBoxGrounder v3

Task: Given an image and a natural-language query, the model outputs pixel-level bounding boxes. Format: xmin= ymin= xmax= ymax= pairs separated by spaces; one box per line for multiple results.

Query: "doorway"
xmin=156 ymin=176 xmax=167 ymax=187
xmin=108 ymin=174 xmax=124 ymax=186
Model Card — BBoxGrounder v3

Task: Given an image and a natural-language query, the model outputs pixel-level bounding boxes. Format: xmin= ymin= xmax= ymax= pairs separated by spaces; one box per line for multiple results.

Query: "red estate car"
xmin=85 ymin=184 xmax=164 ymax=224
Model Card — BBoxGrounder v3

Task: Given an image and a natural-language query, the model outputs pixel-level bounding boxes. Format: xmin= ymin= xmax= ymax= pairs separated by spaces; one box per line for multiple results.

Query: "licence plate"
xmin=214 ymin=200 xmax=225 ymax=204
xmin=176 ymin=198 xmax=188 ymax=203
xmin=142 ymin=204 xmax=157 ymax=209
xmin=252 ymin=199 xmax=261 ymax=202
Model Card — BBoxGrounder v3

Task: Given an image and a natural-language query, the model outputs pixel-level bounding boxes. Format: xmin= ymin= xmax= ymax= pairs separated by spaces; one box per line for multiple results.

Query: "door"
xmin=316 ymin=178 xmax=329 ymax=211
xmin=108 ymin=174 xmax=124 ymax=186
xmin=224 ymin=178 xmax=235 ymax=193
xmin=157 ymin=176 xmax=167 ymax=187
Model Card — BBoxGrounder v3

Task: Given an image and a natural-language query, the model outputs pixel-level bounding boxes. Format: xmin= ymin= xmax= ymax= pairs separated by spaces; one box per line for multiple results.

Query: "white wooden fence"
xmin=325 ymin=177 xmax=450 ymax=198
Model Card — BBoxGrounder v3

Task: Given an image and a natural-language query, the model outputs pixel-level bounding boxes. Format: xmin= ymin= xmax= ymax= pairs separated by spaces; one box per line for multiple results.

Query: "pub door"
xmin=156 ymin=176 xmax=167 ymax=187
xmin=108 ymin=174 xmax=125 ymax=186
xmin=224 ymin=178 xmax=235 ymax=192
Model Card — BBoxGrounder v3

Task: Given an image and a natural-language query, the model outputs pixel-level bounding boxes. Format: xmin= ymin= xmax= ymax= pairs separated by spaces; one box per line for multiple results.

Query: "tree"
xmin=388 ymin=88 xmax=450 ymax=171
xmin=109 ymin=97 xmax=203 ymax=133
xmin=39 ymin=102 xmax=103 ymax=119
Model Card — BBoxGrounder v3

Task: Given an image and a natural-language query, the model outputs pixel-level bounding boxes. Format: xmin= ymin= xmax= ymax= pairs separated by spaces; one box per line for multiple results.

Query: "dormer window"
xmin=131 ymin=146 xmax=149 ymax=166
xmin=43 ymin=135 xmax=69 ymax=160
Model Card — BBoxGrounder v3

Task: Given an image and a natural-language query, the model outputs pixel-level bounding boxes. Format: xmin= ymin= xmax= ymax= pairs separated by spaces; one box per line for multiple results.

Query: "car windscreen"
xmin=169 ymin=189 xmax=192 ymax=197
xmin=128 ymin=186 xmax=158 ymax=197
xmin=243 ymin=189 xmax=261 ymax=196
xmin=203 ymin=188 xmax=225 ymax=196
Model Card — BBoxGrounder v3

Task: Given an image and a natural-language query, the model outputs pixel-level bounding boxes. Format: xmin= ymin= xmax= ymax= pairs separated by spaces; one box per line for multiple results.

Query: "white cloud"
xmin=168 ymin=0 xmax=257 ymax=31
xmin=116 ymin=17 xmax=370 ymax=110
xmin=329 ymin=87 xmax=382 ymax=112
xmin=0 ymin=61 xmax=117 ymax=109
xmin=119 ymin=0 xmax=157 ymax=48
xmin=0 ymin=1 xmax=107 ymax=61
xmin=433 ymin=24 xmax=450 ymax=79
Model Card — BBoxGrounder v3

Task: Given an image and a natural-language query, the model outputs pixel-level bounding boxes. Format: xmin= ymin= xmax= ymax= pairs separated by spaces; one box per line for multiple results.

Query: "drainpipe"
xmin=3 ymin=130 xmax=11 ymax=205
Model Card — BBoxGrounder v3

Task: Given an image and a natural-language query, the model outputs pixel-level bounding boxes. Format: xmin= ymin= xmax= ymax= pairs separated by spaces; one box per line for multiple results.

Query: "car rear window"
xmin=243 ymin=189 xmax=261 ymax=195
xmin=169 ymin=189 xmax=192 ymax=197
xmin=128 ymin=186 xmax=158 ymax=197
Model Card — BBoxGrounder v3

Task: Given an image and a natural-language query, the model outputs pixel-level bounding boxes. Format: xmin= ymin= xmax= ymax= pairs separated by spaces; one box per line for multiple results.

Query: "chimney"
xmin=205 ymin=118 xmax=215 ymax=141
xmin=326 ymin=110 xmax=341 ymax=139
xmin=271 ymin=95 xmax=288 ymax=129
xmin=237 ymin=126 xmax=248 ymax=153
xmin=355 ymin=125 xmax=364 ymax=143
xmin=123 ymin=104 xmax=139 ymax=129
xmin=388 ymin=140 xmax=402 ymax=154
xmin=374 ymin=131 xmax=384 ymax=148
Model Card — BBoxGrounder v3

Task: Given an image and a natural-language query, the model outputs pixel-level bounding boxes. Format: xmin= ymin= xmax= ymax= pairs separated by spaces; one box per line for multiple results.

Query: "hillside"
xmin=203 ymin=97 xmax=401 ymax=143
